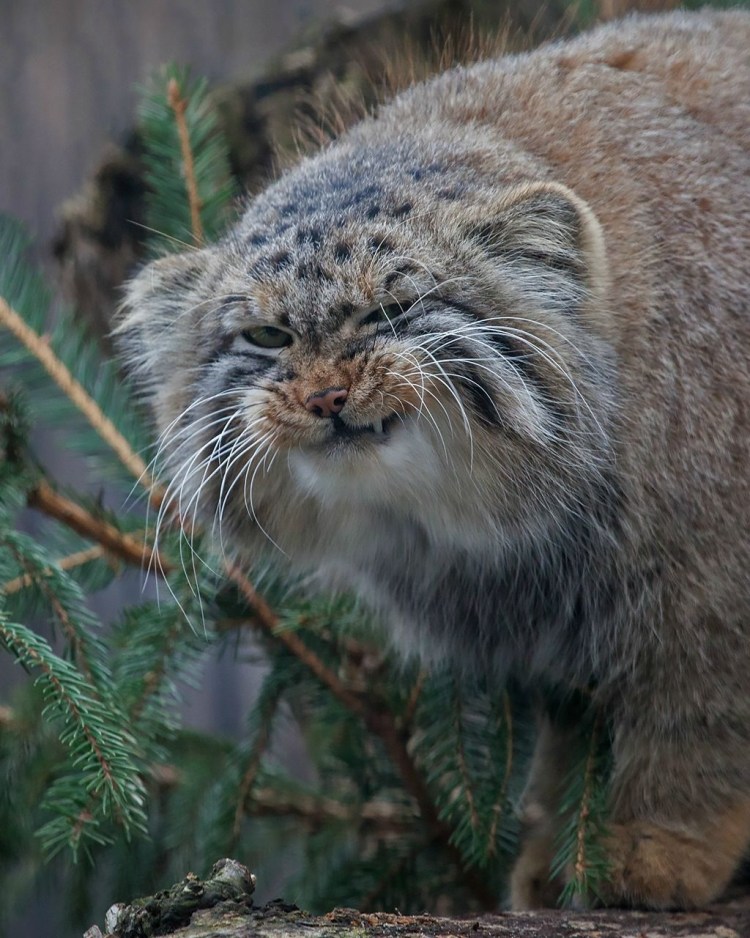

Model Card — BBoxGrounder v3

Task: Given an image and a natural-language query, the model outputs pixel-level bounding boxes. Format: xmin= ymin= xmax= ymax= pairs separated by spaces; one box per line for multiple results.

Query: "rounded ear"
xmin=115 ymin=246 xmax=215 ymax=386
xmin=455 ymin=181 xmax=609 ymax=317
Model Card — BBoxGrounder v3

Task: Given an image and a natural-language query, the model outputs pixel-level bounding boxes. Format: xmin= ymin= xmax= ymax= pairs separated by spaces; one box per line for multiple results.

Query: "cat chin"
xmin=286 ymin=419 xmax=446 ymax=509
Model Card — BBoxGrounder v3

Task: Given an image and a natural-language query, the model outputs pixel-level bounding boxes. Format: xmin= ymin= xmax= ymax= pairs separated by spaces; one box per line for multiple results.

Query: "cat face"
xmin=120 ymin=149 xmax=614 ymax=556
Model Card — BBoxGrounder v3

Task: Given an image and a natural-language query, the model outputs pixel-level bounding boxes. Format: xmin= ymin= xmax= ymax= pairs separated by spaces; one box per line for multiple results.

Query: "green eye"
xmin=241 ymin=326 xmax=293 ymax=349
xmin=360 ymin=303 xmax=405 ymax=327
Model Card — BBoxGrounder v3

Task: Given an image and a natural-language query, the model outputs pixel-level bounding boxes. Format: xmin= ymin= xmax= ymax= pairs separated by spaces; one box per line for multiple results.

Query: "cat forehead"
xmin=234 ymin=142 xmax=472 ymax=247
xmin=207 ymin=146 xmax=478 ymax=328
xmin=223 ymin=220 xmax=423 ymax=334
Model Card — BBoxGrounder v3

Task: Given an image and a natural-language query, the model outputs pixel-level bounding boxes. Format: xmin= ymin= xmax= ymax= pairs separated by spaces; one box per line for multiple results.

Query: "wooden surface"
xmin=89 ymin=896 xmax=750 ymax=938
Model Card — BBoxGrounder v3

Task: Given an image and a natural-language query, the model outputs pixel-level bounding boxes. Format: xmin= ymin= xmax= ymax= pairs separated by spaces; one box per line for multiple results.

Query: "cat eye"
xmin=358 ymin=302 xmax=407 ymax=328
xmin=241 ymin=325 xmax=294 ymax=350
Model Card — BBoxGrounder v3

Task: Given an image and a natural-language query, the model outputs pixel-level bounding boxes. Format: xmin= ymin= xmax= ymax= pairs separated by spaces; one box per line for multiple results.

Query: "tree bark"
xmin=86 ymin=860 xmax=750 ymax=938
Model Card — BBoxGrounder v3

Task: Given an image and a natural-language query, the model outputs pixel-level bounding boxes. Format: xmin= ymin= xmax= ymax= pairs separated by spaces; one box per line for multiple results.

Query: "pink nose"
xmin=305 ymin=387 xmax=348 ymax=418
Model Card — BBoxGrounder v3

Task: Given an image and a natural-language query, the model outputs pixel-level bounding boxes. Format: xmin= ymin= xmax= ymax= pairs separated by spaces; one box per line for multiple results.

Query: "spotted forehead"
xmin=235 ymin=227 xmax=412 ymax=338
xmin=219 ymin=149 xmax=472 ymax=330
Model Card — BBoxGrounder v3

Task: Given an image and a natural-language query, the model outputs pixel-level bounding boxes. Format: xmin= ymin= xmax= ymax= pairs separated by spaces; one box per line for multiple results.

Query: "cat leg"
xmin=510 ymin=713 xmax=575 ymax=909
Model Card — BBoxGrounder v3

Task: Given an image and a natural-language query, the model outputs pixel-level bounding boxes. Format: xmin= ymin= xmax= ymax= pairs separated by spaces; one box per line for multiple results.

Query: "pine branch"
xmin=0 ymin=296 xmax=155 ymax=489
xmin=232 ymin=685 xmax=284 ymax=840
xmin=139 ymin=65 xmax=235 ymax=251
xmin=0 ymin=615 xmax=146 ymax=853
xmin=4 ymin=541 xmax=97 ymax=686
xmin=552 ymin=709 xmax=612 ymax=905
xmin=2 ymin=545 xmax=109 ymax=595
xmin=0 ymin=527 xmax=116 ymax=700
xmin=227 ymin=567 xmax=496 ymax=907
xmin=453 ymin=692 xmax=480 ymax=836
xmin=402 ymin=669 xmax=426 ymax=728
xmin=153 ymin=761 xmax=415 ymax=830
xmin=167 ymin=77 xmax=204 ymax=245
xmin=226 ymin=563 xmax=367 ymax=717
xmin=27 ymin=480 xmax=170 ymax=575
xmin=486 ymin=691 xmax=514 ymax=859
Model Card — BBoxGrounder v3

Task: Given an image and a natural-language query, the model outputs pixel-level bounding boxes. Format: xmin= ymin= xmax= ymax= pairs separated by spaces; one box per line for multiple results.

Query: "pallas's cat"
xmin=120 ymin=10 xmax=750 ymax=909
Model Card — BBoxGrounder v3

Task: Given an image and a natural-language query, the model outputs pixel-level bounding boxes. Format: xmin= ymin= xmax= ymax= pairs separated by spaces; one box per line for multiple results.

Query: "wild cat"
xmin=119 ymin=9 xmax=750 ymax=910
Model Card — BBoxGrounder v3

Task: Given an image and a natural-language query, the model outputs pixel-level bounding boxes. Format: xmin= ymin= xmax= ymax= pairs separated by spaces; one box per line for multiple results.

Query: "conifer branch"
xmin=128 ymin=616 xmax=185 ymax=724
xmin=572 ymin=715 xmax=602 ymax=891
xmin=487 ymin=691 xmax=513 ymax=856
xmin=27 ymin=480 xmax=170 ymax=575
xmin=403 ymin=669 xmax=426 ymax=727
xmin=6 ymin=543 xmax=97 ymax=686
xmin=226 ymin=562 xmax=367 ymax=719
xmin=226 ymin=561 xmax=495 ymax=904
xmin=0 ymin=296 xmax=156 ymax=489
xmin=167 ymin=77 xmax=204 ymax=246
xmin=2 ymin=545 xmax=107 ymax=595
xmin=453 ymin=692 xmax=480 ymax=835
xmin=232 ymin=694 xmax=282 ymax=840
xmin=361 ymin=848 xmax=419 ymax=911
xmin=153 ymin=762 xmax=413 ymax=830
xmin=0 ymin=618 xmax=146 ymax=847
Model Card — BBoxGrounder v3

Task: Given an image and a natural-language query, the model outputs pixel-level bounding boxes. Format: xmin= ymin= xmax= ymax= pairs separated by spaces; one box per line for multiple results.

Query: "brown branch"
xmin=225 ymin=562 xmax=367 ymax=719
xmin=0 ymin=296 xmax=156 ymax=490
xmin=167 ymin=77 xmax=204 ymax=246
xmin=250 ymin=788 xmax=414 ymax=831
xmin=151 ymin=762 xmax=414 ymax=832
xmin=26 ymin=480 xmax=171 ymax=577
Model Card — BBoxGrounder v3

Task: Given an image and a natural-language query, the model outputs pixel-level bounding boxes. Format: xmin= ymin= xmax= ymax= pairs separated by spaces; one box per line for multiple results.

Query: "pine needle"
xmin=0 ymin=297 xmax=153 ymax=487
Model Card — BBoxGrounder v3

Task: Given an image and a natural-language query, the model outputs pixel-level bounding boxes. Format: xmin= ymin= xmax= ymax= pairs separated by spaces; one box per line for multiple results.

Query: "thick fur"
xmin=119 ymin=11 xmax=750 ymax=910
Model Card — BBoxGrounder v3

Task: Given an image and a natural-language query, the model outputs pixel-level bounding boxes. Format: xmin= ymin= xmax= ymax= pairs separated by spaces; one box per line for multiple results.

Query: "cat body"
xmin=121 ymin=10 xmax=750 ymax=909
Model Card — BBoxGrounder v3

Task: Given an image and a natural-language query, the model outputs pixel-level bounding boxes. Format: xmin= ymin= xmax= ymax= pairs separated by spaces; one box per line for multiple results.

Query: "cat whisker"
xmin=409 ymin=343 xmax=476 ymax=468
xmin=383 ymin=365 xmax=452 ymax=463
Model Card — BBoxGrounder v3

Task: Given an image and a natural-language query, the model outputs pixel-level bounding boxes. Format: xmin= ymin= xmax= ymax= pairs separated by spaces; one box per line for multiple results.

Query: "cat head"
xmin=118 ymin=146 xmax=614 ymax=551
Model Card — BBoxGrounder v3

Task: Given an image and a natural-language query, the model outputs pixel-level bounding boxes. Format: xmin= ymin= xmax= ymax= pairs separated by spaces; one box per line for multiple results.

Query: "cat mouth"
xmin=329 ymin=413 xmax=399 ymax=442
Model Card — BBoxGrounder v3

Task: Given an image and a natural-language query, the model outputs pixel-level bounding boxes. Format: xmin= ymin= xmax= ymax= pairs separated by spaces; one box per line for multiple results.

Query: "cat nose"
xmin=304 ymin=387 xmax=348 ymax=418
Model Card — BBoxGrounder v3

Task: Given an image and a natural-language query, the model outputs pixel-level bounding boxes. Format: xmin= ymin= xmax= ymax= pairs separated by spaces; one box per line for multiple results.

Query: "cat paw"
xmin=597 ymin=819 xmax=740 ymax=909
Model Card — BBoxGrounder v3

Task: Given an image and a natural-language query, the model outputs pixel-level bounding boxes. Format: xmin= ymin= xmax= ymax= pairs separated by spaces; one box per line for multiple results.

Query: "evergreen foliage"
xmin=0 ymin=65 xmax=612 ymax=935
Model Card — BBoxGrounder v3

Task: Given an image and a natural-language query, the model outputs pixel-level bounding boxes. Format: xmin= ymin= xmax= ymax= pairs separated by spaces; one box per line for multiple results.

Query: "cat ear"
xmin=461 ymin=181 xmax=608 ymax=317
xmin=115 ymin=247 xmax=215 ymax=386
